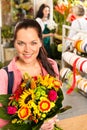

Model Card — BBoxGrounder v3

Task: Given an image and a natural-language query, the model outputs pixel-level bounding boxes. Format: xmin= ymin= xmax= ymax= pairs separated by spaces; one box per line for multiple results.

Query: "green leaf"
xmin=54 ymin=124 xmax=63 ymax=130
xmin=0 ymin=94 xmax=10 ymax=106
xmin=58 ymin=105 xmax=72 ymax=113
xmin=0 ymin=107 xmax=11 ymax=120
xmin=32 ymin=121 xmax=43 ymax=130
xmin=2 ymin=123 xmax=32 ymax=130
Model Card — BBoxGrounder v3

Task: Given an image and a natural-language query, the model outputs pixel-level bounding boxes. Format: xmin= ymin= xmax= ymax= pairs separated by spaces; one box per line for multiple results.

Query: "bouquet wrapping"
xmin=0 ymin=74 xmax=71 ymax=130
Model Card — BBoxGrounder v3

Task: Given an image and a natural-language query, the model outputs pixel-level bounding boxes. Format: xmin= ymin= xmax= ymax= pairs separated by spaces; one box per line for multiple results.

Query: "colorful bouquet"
xmin=0 ymin=74 xmax=71 ymax=130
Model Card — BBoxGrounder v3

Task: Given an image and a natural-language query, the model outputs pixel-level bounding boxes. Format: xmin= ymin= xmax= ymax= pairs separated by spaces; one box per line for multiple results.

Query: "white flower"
xmin=47 ymin=20 xmax=57 ymax=31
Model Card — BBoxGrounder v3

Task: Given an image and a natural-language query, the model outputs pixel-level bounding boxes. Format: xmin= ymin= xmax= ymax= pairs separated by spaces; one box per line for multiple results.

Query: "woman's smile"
xmin=23 ymin=53 xmax=33 ymax=58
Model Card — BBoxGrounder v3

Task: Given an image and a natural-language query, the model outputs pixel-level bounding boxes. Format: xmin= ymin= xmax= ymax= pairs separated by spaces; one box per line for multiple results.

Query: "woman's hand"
xmin=50 ymin=33 xmax=60 ymax=38
xmin=49 ymin=33 xmax=55 ymax=37
xmin=40 ymin=115 xmax=59 ymax=130
xmin=43 ymin=33 xmax=56 ymax=38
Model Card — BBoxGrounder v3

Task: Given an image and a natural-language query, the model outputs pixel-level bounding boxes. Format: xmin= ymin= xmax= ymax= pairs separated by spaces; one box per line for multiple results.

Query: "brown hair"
xmin=72 ymin=4 xmax=85 ymax=16
xmin=35 ymin=4 xmax=50 ymax=19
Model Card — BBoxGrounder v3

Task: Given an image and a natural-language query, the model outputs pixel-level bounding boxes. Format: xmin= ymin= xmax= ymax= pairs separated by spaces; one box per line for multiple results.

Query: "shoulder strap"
xmin=3 ymin=66 xmax=14 ymax=94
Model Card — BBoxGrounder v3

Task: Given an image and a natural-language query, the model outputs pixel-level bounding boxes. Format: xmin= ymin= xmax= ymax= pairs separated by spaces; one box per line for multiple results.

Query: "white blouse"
xmin=68 ymin=17 xmax=87 ymax=38
xmin=36 ymin=17 xmax=49 ymax=32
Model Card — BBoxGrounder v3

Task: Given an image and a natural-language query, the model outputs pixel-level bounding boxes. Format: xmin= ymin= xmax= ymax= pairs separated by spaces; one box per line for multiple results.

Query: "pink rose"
xmin=48 ymin=90 xmax=57 ymax=101
xmin=7 ymin=106 xmax=17 ymax=115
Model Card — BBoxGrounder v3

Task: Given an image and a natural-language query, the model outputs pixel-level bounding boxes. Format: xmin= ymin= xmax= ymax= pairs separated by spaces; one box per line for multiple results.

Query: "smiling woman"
xmin=14 ymin=27 xmax=42 ymax=66
xmin=0 ymin=19 xmax=60 ymax=130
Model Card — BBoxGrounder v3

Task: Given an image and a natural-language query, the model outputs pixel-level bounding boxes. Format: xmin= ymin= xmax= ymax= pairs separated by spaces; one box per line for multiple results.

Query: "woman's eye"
xmin=31 ymin=41 xmax=38 ymax=45
xmin=17 ymin=41 xmax=25 ymax=45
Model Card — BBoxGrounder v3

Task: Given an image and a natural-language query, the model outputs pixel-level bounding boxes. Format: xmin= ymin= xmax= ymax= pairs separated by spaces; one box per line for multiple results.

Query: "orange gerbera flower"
xmin=38 ymin=98 xmax=51 ymax=113
xmin=18 ymin=105 xmax=31 ymax=120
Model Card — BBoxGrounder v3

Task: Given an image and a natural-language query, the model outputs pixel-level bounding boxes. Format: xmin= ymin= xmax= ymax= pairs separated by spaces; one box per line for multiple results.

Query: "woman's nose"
xmin=24 ymin=44 xmax=31 ymax=52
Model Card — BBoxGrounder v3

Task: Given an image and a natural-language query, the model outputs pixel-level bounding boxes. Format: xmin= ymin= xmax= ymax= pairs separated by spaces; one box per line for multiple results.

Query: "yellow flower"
xmin=18 ymin=105 xmax=31 ymax=120
xmin=21 ymin=82 xmax=26 ymax=88
xmin=30 ymin=102 xmax=40 ymax=114
xmin=23 ymin=73 xmax=30 ymax=80
xmin=12 ymin=118 xmax=17 ymax=124
xmin=21 ymin=73 xmax=31 ymax=89
xmin=53 ymin=80 xmax=62 ymax=90
xmin=18 ymin=89 xmax=34 ymax=107
xmin=41 ymin=113 xmax=46 ymax=118
xmin=37 ymin=74 xmax=54 ymax=87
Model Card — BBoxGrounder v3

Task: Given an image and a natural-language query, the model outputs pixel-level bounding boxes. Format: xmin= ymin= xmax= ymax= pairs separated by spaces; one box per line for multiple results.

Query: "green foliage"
xmin=0 ymin=94 xmax=10 ymax=106
xmin=11 ymin=0 xmax=33 ymax=22
xmin=0 ymin=62 xmax=4 ymax=68
xmin=1 ymin=25 xmax=13 ymax=39
xmin=2 ymin=123 xmax=32 ymax=130
xmin=0 ymin=94 xmax=12 ymax=120
xmin=53 ymin=10 xmax=70 ymax=35
xmin=0 ymin=107 xmax=11 ymax=120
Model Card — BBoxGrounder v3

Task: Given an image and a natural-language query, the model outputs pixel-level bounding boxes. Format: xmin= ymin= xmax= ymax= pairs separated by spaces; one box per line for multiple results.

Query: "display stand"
xmin=61 ymin=24 xmax=87 ymax=96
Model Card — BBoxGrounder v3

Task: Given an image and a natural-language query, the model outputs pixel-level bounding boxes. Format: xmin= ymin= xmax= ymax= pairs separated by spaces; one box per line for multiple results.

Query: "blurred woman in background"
xmin=36 ymin=4 xmax=55 ymax=57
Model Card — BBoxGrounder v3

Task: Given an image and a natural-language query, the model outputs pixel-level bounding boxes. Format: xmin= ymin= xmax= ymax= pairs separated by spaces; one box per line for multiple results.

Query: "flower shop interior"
xmin=0 ymin=0 xmax=87 ymax=129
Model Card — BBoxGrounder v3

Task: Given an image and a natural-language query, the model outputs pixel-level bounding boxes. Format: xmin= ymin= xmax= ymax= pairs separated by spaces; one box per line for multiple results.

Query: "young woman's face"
xmin=14 ymin=28 xmax=42 ymax=64
xmin=43 ymin=7 xmax=50 ymax=18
